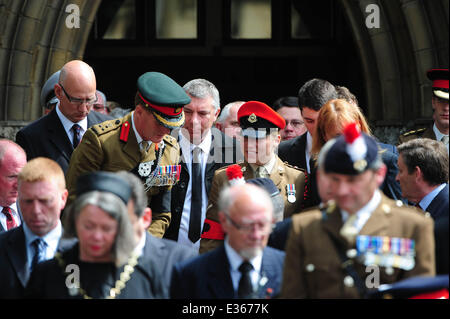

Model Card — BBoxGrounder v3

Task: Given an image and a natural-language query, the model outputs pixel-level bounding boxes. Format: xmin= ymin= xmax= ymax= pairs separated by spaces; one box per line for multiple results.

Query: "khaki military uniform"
xmin=66 ymin=112 xmax=181 ymax=238
xmin=199 ymin=156 xmax=306 ymax=254
xmin=398 ymin=126 xmax=436 ymax=145
xmin=281 ymin=194 xmax=435 ymax=298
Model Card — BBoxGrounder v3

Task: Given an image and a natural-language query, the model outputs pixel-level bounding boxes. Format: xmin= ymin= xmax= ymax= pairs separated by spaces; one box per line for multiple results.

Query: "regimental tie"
xmin=339 ymin=213 xmax=359 ymax=244
xmin=188 ymin=147 xmax=203 ymax=243
xmin=2 ymin=207 xmax=17 ymax=230
xmin=256 ymin=166 xmax=267 ymax=178
xmin=71 ymin=124 xmax=82 ymax=148
xmin=140 ymin=141 xmax=150 ymax=157
xmin=31 ymin=238 xmax=46 ymax=271
xmin=238 ymin=261 xmax=254 ymax=299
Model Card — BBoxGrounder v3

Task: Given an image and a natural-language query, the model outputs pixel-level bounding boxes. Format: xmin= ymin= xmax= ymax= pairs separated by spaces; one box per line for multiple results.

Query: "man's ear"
xmin=142 ymin=207 xmax=152 ymax=229
xmin=218 ymin=211 xmax=229 ymax=234
xmin=54 ymin=83 xmax=63 ymax=100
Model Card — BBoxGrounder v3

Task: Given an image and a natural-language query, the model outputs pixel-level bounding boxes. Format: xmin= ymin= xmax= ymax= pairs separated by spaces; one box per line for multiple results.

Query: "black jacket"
xmin=16 ymin=109 xmax=112 ymax=173
xmin=0 ymin=225 xmax=76 ymax=298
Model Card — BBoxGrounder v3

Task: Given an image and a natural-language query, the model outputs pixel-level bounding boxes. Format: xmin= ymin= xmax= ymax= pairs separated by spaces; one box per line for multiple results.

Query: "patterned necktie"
xmin=72 ymin=124 xmax=82 ymax=148
xmin=340 ymin=213 xmax=358 ymax=243
xmin=256 ymin=166 xmax=267 ymax=178
xmin=188 ymin=147 xmax=202 ymax=243
xmin=2 ymin=207 xmax=17 ymax=230
xmin=238 ymin=261 xmax=254 ymax=298
xmin=441 ymin=135 xmax=449 ymax=146
xmin=31 ymin=238 xmax=46 ymax=270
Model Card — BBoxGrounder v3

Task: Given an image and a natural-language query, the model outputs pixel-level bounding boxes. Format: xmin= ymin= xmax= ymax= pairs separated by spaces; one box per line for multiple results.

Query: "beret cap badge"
xmin=248 ymin=113 xmax=258 ymax=123
xmin=353 ymin=159 xmax=367 ymax=172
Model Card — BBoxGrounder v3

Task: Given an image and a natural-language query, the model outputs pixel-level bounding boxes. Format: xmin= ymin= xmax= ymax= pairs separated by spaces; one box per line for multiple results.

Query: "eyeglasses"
xmin=59 ymin=84 xmax=98 ymax=106
xmin=224 ymin=214 xmax=271 ymax=233
xmin=285 ymin=120 xmax=304 ymax=129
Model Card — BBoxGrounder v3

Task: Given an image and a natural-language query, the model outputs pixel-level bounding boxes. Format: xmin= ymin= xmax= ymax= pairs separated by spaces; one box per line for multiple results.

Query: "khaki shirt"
xmin=281 ymin=195 xmax=435 ymax=298
xmin=199 ymin=156 xmax=306 ymax=254
xmin=66 ymin=113 xmax=181 ymax=238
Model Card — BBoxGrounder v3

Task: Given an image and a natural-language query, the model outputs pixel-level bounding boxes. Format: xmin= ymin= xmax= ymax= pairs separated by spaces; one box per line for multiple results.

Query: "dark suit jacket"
xmin=0 ymin=225 xmax=76 ymax=298
xmin=378 ymin=142 xmax=403 ymax=201
xmin=170 ymin=245 xmax=285 ymax=299
xmin=434 ymin=215 xmax=449 ymax=275
xmin=277 ymin=133 xmax=308 ymax=170
xmin=164 ymin=128 xmax=242 ymax=241
xmin=143 ymin=234 xmax=198 ymax=298
xmin=426 ymin=184 xmax=449 ymax=221
xmin=16 ymin=109 xmax=112 ymax=173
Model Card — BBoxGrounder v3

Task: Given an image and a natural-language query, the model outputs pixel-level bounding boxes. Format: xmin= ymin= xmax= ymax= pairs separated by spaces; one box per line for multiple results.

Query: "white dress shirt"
xmin=177 ymin=130 xmax=212 ymax=250
xmin=224 ymin=239 xmax=263 ymax=295
xmin=56 ymin=103 xmax=88 ymax=146
xmin=341 ymin=190 xmax=382 ymax=233
xmin=0 ymin=203 xmax=21 ymax=230
xmin=23 ymin=220 xmax=62 ymax=271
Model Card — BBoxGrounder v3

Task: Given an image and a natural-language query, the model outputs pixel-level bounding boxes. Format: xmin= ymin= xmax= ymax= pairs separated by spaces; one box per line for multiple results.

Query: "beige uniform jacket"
xmin=66 ymin=112 xmax=181 ymax=238
xmin=281 ymin=194 xmax=435 ymax=299
xmin=199 ymin=156 xmax=306 ymax=254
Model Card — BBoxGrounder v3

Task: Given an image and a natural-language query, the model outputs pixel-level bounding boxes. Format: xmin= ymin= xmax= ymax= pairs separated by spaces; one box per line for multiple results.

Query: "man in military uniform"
xmin=199 ymin=101 xmax=306 ymax=254
xmin=66 ymin=72 xmax=191 ymax=238
xmin=399 ymin=69 xmax=449 ymax=154
xmin=281 ymin=123 xmax=435 ymax=298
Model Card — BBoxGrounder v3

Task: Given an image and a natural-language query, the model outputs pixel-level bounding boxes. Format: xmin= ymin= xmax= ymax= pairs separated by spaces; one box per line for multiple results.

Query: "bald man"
xmin=16 ymin=60 xmax=112 ymax=173
xmin=171 ymin=183 xmax=285 ymax=299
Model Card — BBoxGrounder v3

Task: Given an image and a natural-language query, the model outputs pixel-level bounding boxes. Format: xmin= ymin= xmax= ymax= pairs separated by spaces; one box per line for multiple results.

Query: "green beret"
xmin=137 ymin=72 xmax=191 ymax=129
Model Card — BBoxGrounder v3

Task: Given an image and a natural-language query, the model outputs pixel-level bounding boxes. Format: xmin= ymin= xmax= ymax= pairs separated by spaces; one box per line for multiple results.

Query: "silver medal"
xmin=138 ymin=161 xmax=154 ymax=177
xmin=288 ymin=193 xmax=296 ymax=203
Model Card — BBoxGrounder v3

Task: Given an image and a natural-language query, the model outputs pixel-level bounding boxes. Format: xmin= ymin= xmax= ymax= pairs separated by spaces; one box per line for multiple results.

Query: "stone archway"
xmin=0 ymin=0 xmax=448 ymax=143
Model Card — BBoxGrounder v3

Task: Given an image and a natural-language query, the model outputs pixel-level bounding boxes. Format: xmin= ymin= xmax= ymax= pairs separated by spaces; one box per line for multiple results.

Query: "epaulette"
xmin=163 ymin=134 xmax=177 ymax=147
xmin=283 ymin=161 xmax=305 ymax=172
xmin=91 ymin=118 xmax=123 ymax=136
xmin=402 ymin=127 xmax=426 ymax=137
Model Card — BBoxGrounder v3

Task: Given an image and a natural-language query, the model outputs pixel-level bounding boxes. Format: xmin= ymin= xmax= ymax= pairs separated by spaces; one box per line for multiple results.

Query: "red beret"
xmin=238 ymin=101 xmax=286 ymax=138
xmin=427 ymin=69 xmax=449 ymax=101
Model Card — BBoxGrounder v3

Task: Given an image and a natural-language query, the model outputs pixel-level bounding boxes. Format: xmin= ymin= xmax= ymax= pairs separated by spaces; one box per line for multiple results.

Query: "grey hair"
xmin=216 ymin=101 xmax=245 ymax=124
xmin=115 ymin=171 xmax=147 ymax=218
xmin=63 ymin=191 xmax=135 ymax=267
xmin=218 ymin=184 xmax=274 ymax=219
xmin=183 ymin=79 xmax=220 ymax=112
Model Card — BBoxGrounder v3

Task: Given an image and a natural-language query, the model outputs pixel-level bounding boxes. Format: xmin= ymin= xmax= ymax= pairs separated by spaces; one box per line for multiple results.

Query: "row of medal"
xmin=356 ymin=235 xmax=416 ymax=271
xmin=147 ymin=165 xmax=182 ymax=187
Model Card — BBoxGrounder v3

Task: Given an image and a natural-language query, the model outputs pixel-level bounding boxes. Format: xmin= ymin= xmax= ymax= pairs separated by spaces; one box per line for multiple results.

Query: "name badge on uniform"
xmin=286 ymin=184 xmax=296 ymax=203
xmin=138 ymin=160 xmax=154 ymax=177
xmin=356 ymin=235 xmax=416 ymax=271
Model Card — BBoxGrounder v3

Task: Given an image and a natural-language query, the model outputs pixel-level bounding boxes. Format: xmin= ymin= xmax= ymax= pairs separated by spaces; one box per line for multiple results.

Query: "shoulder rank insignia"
xmin=402 ymin=127 xmax=426 ymax=137
xmin=120 ymin=121 xmax=130 ymax=142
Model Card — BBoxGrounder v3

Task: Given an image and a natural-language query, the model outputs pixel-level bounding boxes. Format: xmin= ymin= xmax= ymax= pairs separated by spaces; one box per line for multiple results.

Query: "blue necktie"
xmin=31 ymin=238 xmax=46 ymax=270
xmin=72 ymin=124 xmax=82 ymax=148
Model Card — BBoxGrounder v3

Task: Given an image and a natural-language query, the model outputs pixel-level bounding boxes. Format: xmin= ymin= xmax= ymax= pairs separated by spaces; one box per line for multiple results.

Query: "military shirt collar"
xmin=249 ymin=154 xmax=276 ymax=176
xmin=131 ymin=111 xmax=153 ymax=151
xmin=340 ymin=190 xmax=381 ymax=234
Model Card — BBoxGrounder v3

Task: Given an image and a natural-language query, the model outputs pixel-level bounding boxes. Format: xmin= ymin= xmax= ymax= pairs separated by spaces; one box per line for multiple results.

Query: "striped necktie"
xmin=2 ymin=207 xmax=17 ymax=230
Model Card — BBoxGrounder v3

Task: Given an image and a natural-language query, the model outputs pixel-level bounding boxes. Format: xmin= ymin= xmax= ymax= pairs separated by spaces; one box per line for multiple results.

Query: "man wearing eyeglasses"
xmin=170 ymin=183 xmax=285 ymax=299
xmin=16 ymin=60 xmax=112 ymax=174
xmin=272 ymin=96 xmax=307 ymax=141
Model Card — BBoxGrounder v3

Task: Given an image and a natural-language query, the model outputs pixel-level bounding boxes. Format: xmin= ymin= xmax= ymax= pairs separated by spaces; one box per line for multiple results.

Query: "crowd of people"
xmin=0 ymin=60 xmax=448 ymax=299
